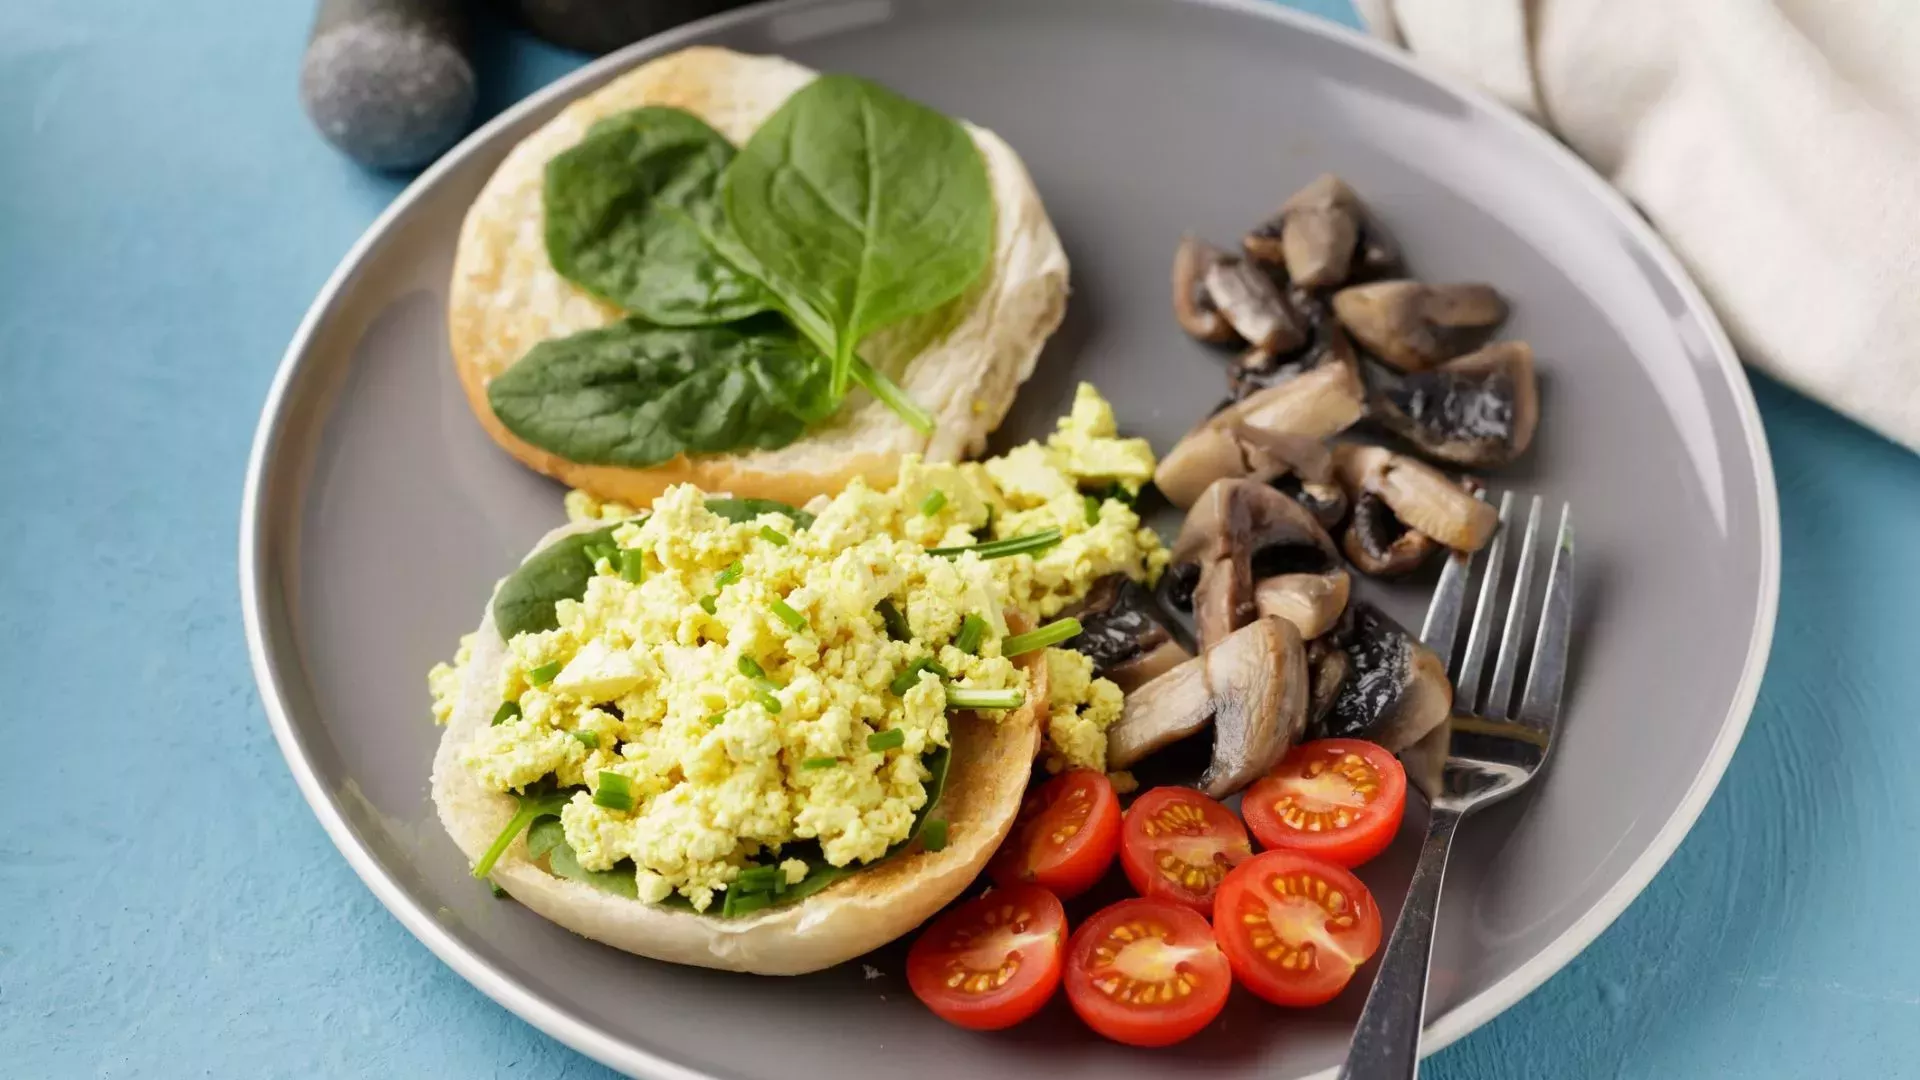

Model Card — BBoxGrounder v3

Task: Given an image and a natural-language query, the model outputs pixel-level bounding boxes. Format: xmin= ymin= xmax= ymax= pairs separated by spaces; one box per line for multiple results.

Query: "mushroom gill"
xmin=1370 ymin=341 xmax=1539 ymax=468
xmin=1172 ymin=235 xmax=1237 ymax=344
xmin=1309 ymin=601 xmax=1453 ymax=752
xmin=1161 ymin=479 xmax=1340 ymax=652
xmin=1059 ymin=575 xmax=1193 ymax=694
xmin=1332 ymin=444 xmax=1498 ymax=574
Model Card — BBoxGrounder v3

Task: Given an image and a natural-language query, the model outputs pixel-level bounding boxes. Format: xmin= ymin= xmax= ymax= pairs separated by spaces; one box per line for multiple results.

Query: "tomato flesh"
xmin=1213 ymin=850 xmax=1382 ymax=1007
xmin=988 ymin=769 xmax=1121 ymax=899
xmin=1242 ymin=739 xmax=1407 ymax=868
xmin=1119 ymin=786 xmax=1251 ymax=913
xmin=907 ymin=884 xmax=1066 ymax=1030
xmin=1064 ymin=897 xmax=1231 ymax=1046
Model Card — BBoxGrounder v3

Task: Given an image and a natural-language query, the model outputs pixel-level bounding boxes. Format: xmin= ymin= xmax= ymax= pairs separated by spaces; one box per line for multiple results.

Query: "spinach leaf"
xmin=722 ymin=75 xmax=994 ymax=396
xmin=528 ymin=817 xmax=640 ymax=899
xmin=472 ymin=789 xmax=574 ymax=879
xmin=545 ymin=108 xmax=773 ymax=326
xmin=703 ymin=498 xmax=815 ymax=528
xmin=492 ymin=523 xmax=624 ymax=640
xmin=487 ymin=318 xmax=834 ymax=468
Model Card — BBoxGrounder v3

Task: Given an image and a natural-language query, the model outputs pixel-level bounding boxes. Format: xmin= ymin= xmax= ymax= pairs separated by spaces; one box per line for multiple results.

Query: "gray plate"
xmin=241 ymin=1 xmax=1779 ymax=1076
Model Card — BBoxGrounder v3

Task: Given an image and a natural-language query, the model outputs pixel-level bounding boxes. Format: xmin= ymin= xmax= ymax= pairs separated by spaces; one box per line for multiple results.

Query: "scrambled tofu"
xmin=442 ymin=384 xmax=1164 ymax=909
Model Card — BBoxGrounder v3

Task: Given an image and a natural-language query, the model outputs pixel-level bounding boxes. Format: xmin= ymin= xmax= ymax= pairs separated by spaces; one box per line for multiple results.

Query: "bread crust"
xmin=430 ymin=522 xmax=1048 ymax=974
xmin=448 ymin=46 xmax=1069 ymax=505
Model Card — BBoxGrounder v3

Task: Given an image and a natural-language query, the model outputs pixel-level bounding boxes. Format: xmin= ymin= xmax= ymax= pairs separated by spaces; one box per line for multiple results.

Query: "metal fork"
xmin=1337 ymin=493 xmax=1576 ymax=1080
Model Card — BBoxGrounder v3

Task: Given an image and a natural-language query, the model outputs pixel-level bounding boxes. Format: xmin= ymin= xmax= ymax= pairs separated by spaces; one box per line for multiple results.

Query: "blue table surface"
xmin=5 ymin=1 xmax=1917 ymax=1077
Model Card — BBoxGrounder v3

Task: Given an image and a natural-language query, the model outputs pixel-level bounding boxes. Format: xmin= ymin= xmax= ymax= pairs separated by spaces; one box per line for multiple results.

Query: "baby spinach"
xmin=492 ymin=523 xmax=625 ymax=640
xmin=723 ymin=75 xmax=994 ymax=397
xmin=487 ymin=318 xmax=834 ymax=469
xmin=703 ymin=498 xmax=815 ymax=528
xmin=528 ymin=816 xmax=640 ymax=899
xmin=545 ymin=108 xmax=773 ymax=326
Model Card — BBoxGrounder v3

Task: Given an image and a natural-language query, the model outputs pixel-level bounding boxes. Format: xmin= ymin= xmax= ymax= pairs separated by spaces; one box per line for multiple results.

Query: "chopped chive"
xmin=920 ymin=489 xmax=948 ymax=516
xmin=592 ymin=771 xmax=634 ymax=811
xmin=739 ymin=657 xmax=767 ymax=679
xmin=849 ymin=355 xmax=935 ymax=435
xmin=699 ymin=594 xmax=717 ymax=615
xmin=1002 ymin=617 xmax=1083 ymax=657
xmin=759 ymin=525 xmax=789 ymax=547
xmin=491 ymin=701 xmax=521 ymax=726
xmin=921 ymin=819 xmax=949 ymax=852
xmin=945 ymin=686 xmax=1025 ymax=711
xmin=754 ymin=690 xmax=783 ymax=713
xmin=1084 ymin=494 xmax=1102 ymax=525
xmin=771 ymin=598 xmax=808 ymax=631
xmin=735 ymin=865 xmax=780 ymax=892
xmin=572 ymin=730 xmax=599 ymax=749
xmin=888 ymin=657 xmax=950 ymax=696
xmin=928 ymin=528 xmax=1063 ymax=560
xmin=585 ymin=541 xmax=615 ymax=567
xmin=876 ymin=599 xmax=912 ymax=642
xmin=715 ymin=560 xmax=744 ymax=588
xmin=527 ymin=661 xmax=562 ymax=686
xmin=801 ymin=756 xmax=838 ymax=769
xmin=867 ymin=728 xmax=906 ymax=752
xmin=953 ymin=614 xmax=988 ymax=655
xmin=737 ymin=656 xmax=783 ymax=711
xmin=618 ymin=548 xmax=646 ymax=583
xmin=705 ymin=711 xmax=726 ymax=726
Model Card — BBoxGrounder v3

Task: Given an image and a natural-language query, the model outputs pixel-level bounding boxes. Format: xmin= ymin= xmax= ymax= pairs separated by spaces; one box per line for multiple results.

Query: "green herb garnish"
xmin=618 ymin=548 xmax=646 ymax=583
xmin=1084 ymin=494 xmax=1102 ymax=526
xmin=771 ymin=598 xmax=808 ymax=631
xmin=715 ymin=560 xmax=744 ymax=588
xmin=572 ymin=730 xmax=599 ymax=749
xmin=867 ymin=728 xmax=906 ymax=752
xmin=801 ymin=756 xmax=838 ymax=770
xmin=945 ymin=687 xmax=1024 ymax=711
xmin=877 ymin=599 xmax=912 ymax=642
xmin=698 ymin=595 xmax=717 ymax=615
xmin=920 ymin=819 xmax=949 ymax=852
xmin=527 ymin=661 xmax=562 ymax=686
xmin=491 ymin=701 xmax=521 ymax=726
xmin=920 ymin=489 xmax=948 ymax=516
xmin=592 ymin=771 xmax=634 ymax=811
xmin=759 ymin=525 xmax=789 ymax=546
xmin=1002 ymin=617 xmax=1083 ymax=657
xmin=953 ymin=614 xmax=988 ymax=655
xmin=928 ymin=528 xmax=1063 ymax=560
xmin=889 ymin=657 xmax=951 ymax=696
xmin=472 ymin=790 xmax=572 ymax=880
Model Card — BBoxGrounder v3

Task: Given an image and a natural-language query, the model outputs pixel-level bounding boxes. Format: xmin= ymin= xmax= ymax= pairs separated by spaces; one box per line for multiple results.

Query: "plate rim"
xmin=239 ymin=0 xmax=1782 ymax=1076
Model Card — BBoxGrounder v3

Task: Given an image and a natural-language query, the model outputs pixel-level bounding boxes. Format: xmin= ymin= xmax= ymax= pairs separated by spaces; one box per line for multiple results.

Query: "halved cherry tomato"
xmin=1064 ymin=897 xmax=1231 ymax=1046
xmin=987 ymin=769 xmax=1121 ymax=899
xmin=907 ymin=884 xmax=1066 ymax=1030
xmin=1213 ymin=850 xmax=1382 ymax=1007
xmin=1119 ymin=787 xmax=1252 ymax=913
xmin=1242 ymin=739 xmax=1407 ymax=868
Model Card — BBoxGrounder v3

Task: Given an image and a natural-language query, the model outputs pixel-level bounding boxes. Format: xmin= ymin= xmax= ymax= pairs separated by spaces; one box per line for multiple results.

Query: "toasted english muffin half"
xmin=448 ymin=47 xmax=1070 ymax=507
xmin=430 ymin=521 xmax=1047 ymax=975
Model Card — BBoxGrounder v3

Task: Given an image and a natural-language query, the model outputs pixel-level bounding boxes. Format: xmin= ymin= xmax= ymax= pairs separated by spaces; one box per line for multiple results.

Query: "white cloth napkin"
xmin=1353 ymin=0 xmax=1920 ymax=453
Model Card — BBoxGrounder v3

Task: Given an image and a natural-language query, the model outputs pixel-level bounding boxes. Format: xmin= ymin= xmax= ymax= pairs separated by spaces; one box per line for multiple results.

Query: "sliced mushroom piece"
xmin=1254 ymin=569 xmax=1350 ymax=640
xmin=1163 ymin=479 xmax=1340 ymax=651
xmin=1343 ymin=490 xmax=1438 ymax=576
xmin=1265 ymin=174 xmax=1364 ymax=288
xmin=1371 ymin=341 xmax=1539 ymax=468
xmin=1216 ymin=350 xmax=1367 ymax=441
xmin=1106 ymin=616 xmax=1309 ymax=798
xmin=1156 ymin=419 xmax=1333 ymax=509
xmin=1334 ymin=444 xmax=1498 ymax=554
xmin=1304 ymin=637 xmax=1350 ymax=729
xmin=1059 ymin=575 xmax=1194 ymax=694
xmin=1309 ymin=602 xmax=1452 ymax=751
xmin=1172 ymin=235 xmax=1238 ymax=344
xmin=1204 ymin=259 xmax=1308 ymax=354
xmin=1332 ymin=281 xmax=1508 ymax=372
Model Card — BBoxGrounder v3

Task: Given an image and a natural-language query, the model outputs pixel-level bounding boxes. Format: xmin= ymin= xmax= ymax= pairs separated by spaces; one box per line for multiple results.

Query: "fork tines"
xmin=1421 ymin=493 xmax=1574 ymax=729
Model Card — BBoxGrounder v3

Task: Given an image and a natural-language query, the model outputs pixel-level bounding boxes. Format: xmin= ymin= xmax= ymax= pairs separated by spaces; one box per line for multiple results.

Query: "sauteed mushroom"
xmin=1370 ymin=341 xmax=1539 ymax=468
xmin=1304 ymin=638 xmax=1350 ymax=730
xmin=1332 ymin=281 xmax=1507 ymax=372
xmin=1332 ymin=445 xmax=1497 ymax=577
xmin=1243 ymin=174 xmax=1403 ymax=290
xmin=1172 ymin=235 xmax=1237 ymax=344
xmin=1254 ymin=569 xmax=1350 ymax=641
xmin=1204 ymin=259 xmax=1308 ymax=353
xmin=1161 ymin=479 xmax=1340 ymax=651
xmin=1155 ymin=422 xmax=1335 ymax=510
xmin=1309 ymin=602 xmax=1452 ymax=751
xmin=1106 ymin=615 xmax=1309 ymax=798
xmin=1060 ymin=575 xmax=1192 ymax=693
xmin=1214 ymin=353 xmax=1367 ymax=443
xmin=1229 ymin=315 xmax=1353 ymax=401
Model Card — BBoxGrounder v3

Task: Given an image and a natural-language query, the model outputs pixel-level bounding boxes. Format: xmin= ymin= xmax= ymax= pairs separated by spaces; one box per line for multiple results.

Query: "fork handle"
xmin=1337 ymin=805 xmax=1464 ymax=1080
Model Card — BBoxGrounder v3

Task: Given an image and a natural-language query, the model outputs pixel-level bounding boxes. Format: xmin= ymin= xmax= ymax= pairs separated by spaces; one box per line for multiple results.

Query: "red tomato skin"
xmin=906 ymin=884 xmax=1067 ymax=1031
xmin=1213 ymin=850 xmax=1382 ymax=1008
xmin=987 ymin=769 xmax=1122 ymax=900
xmin=1063 ymin=898 xmax=1232 ymax=1047
xmin=1243 ymin=739 xmax=1408 ymax=868
xmin=1118 ymin=787 xmax=1252 ymax=913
